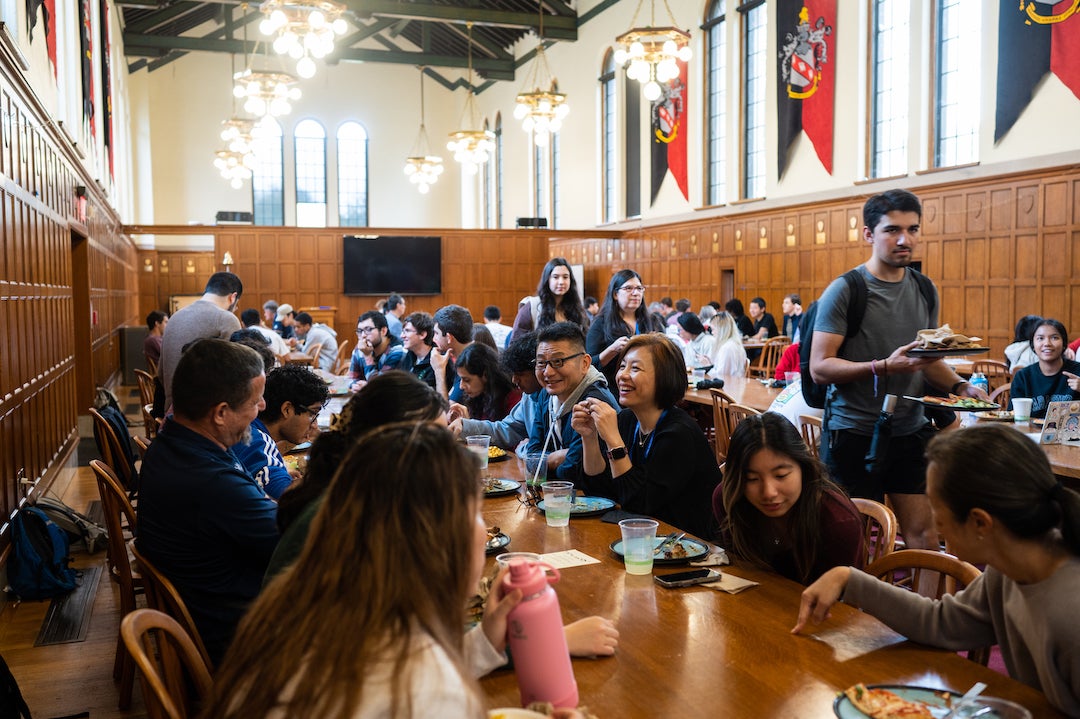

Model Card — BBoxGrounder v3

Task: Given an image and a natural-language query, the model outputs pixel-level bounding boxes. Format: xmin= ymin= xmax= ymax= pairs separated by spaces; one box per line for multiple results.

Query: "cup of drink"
xmin=1012 ymin=398 xmax=1033 ymax=422
xmin=495 ymin=552 xmax=542 ymax=572
xmin=525 ymin=452 xmax=547 ymax=488
xmin=691 ymin=368 xmax=706 ymax=383
xmin=541 ymin=481 xmax=574 ymax=527
xmin=618 ymin=518 xmax=659 ymax=575
xmin=466 ymin=435 xmax=491 ymax=471
xmin=785 ymin=372 xmax=800 ymax=385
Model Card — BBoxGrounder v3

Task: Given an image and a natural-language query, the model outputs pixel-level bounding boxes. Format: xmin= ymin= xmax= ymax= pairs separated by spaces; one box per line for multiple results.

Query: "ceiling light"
xmin=514 ymin=3 xmax=568 ymax=147
xmin=404 ymin=68 xmax=444 ymax=194
xmin=447 ymin=22 xmax=494 ymax=174
xmin=258 ymin=0 xmax=349 ymax=79
xmin=613 ymin=0 xmax=692 ymax=101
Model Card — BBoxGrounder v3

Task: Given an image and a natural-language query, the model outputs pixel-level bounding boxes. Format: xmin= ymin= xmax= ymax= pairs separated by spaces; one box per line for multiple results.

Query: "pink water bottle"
xmin=502 ymin=559 xmax=579 ymax=708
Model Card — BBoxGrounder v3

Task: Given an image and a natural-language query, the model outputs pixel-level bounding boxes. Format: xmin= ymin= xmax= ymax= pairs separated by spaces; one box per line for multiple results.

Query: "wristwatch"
xmin=607 ymin=446 xmax=628 ymax=461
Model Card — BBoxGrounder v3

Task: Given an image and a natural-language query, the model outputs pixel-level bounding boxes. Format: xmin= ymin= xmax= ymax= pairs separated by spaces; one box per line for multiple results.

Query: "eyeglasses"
xmin=356 ymin=326 xmax=380 ymax=336
xmin=532 ymin=352 xmax=585 ymax=370
xmin=517 ymin=483 xmax=544 ymax=507
xmin=618 ymin=285 xmax=646 ymax=294
xmin=294 ymin=404 xmax=325 ymax=422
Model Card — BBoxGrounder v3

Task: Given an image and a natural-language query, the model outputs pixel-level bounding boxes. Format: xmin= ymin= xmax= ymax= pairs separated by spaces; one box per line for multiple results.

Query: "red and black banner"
xmin=995 ymin=0 xmax=1080 ymax=142
xmin=776 ymin=0 xmax=836 ymax=178
xmin=79 ymin=0 xmax=95 ymax=141
xmin=650 ymin=59 xmax=689 ymax=205
xmin=25 ymin=0 xmax=57 ymax=79
xmin=100 ymin=0 xmax=113 ymax=180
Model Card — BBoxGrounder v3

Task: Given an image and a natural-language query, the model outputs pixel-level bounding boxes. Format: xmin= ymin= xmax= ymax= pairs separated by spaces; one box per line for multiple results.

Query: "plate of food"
xmin=485 ymin=527 xmax=510 ymax=555
xmin=976 ymin=410 xmax=1015 ymax=422
xmin=609 ymin=535 xmax=710 ymax=565
xmin=909 ymin=325 xmax=989 ymax=358
xmin=487 ymin=445 xmax=510 ymax=462
xmin=537 ymin=496 xmax=616 ymax=517
xmin=482 ymin=477 xmax=520 ymax=497
xmin=903 ymin=395 xmax=1000 ymax=411
xmin=834 ymin=684 xmax=959 ymax=718
xmin=907 ymin=346 xmax=990 ymax=358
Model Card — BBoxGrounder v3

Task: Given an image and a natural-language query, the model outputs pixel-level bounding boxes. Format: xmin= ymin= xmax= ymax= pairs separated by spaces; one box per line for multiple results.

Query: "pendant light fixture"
xmin=613 ymin=0 xmax=692 ymax=101
xmin=446 ymin=22 xmax=495 ymax=174
xmin=513 ymin=2 xmax=569 ymax=148
xmin=403 ymin=67 xmax=444 ymax=194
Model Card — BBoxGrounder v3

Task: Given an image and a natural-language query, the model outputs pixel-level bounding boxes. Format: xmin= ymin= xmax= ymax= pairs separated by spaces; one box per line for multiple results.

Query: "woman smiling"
xmin=585 ymin=269 xmax=665 ymax=389
xmin=713 ymin=412 xmax=864 ymax=584
xmin=1010 ymin=318 xmax=1080 ymax=419
xmin=572 ymin=334 xmax=721 ymax=538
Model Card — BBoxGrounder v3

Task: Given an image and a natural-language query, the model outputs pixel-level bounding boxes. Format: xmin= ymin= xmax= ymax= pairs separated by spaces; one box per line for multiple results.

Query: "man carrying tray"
xmin=809 ymin=189 xmax=989 ymax=553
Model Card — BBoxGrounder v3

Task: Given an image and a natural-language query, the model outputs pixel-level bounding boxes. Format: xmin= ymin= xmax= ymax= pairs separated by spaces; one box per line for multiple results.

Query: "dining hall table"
xmin=478 ymin=461 xmax=1064 ymax=718
xmin=683 ymin=373 xmax=784 ymax=412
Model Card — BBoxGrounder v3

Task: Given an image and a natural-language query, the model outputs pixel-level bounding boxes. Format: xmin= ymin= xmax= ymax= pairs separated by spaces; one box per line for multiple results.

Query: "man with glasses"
xmin=348 ymin=310 xmax=405 ymax=391
xmin=233 ymin=364 xmax=330 ymax=500
xmin=527 ymin=322 xmax=618 ymax=479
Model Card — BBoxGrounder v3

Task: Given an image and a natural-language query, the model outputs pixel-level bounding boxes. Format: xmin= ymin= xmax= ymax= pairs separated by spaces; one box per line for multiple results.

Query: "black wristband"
xmin=607 ymin=446 xmax=628 ymax=461
xmin=950 ymin=381 xmax=967 ymax=395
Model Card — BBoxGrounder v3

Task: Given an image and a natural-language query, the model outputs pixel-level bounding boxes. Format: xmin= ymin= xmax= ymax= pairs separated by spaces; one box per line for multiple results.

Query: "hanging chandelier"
xmin=214 ymin=149 xmax=255 ymax=189
xmin=403 ymin=68 xmax=444 ymax=194
xmin=258 ymin=0 xmax=349 ymax=79
xmin=613 ymin=0 xmax=692 ymax=102
xmin=233 ymin=69 xmax=302 ymax=119
xmin=220 ymin=117 xmax=257 ymax=155
xmin=513 ymin=4 xmax=568 ymax=148
xmin=447 ymin=23 xmax=494 ymax=174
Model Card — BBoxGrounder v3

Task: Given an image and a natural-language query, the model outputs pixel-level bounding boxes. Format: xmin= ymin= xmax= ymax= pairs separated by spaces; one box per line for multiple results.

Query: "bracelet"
xmin=870 ymin=359 xmax=880 ymax=397
xmin=950 ymin=380 xmax=967 ymax=395
xmin=882 ymin=358 xmax=888 ymax=375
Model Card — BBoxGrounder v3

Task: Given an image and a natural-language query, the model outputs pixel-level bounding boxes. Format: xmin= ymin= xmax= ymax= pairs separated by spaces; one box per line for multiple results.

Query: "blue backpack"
xmin=7 ymin=506 xmax=78 ymax=600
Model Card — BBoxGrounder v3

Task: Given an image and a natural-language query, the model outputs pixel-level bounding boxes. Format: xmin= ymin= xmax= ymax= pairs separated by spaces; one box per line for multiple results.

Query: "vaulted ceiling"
xmin=119 ymin=0 xmax=603 ymax=90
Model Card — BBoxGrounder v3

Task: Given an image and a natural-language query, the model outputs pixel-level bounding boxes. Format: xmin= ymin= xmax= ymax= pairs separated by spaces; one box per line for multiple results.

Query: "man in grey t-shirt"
xmin=809 ymin=189 xmax=986 ymax=553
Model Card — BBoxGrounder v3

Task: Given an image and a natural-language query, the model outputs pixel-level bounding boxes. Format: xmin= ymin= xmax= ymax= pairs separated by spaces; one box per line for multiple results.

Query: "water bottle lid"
xmin=504 ymin=559 xmax=559 ymax=596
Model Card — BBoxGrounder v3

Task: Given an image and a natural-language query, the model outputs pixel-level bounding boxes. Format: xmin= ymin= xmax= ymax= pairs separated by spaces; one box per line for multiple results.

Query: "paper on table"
xmin=703 ymin=571 xmax=759 ymax=594
xmin=539 ymin=550 xmax=601 ymax=569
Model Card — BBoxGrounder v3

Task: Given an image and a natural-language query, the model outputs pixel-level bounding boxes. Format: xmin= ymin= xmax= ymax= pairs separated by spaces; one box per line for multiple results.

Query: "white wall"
xmin=126 ymin=0 xmax=1080 ymax=235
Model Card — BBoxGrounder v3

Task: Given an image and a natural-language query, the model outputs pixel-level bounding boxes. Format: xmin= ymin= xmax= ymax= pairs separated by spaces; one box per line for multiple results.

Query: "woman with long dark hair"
xmin=1010 ymin=318 xmax=1080 ymax=419
xmin=794 ymin=424 xmax=1080 ymax=715
xmin=203 ymin=423 xmax=519 ymax=718
xmin=453 ymin=342 xmax=520 ymax=422
xmin=510 ymin=257 xmax=588 ymax=342
xmin=585 ymin=269 xmax=665 ymax=388
xmin=714 ymin=412 xmax=864 ymax=584
xmin=573 ymin=334 xmax=722 ymax=538
xmin=1004 ymin=314 xmax=1042 ymax=371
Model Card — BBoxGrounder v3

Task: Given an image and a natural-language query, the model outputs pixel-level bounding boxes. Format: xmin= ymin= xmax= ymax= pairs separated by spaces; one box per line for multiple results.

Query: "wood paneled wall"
xmin=0 ymin=34 xmax=136 ymax=548
xmin=550 ymin=166 xmax=1080 ymax=359
xmin=133 ymin=228 xmax=622 ymax=338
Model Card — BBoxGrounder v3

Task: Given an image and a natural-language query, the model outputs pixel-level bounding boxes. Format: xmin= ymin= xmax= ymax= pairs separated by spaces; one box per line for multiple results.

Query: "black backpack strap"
xmin=908 ymin=268 xmax=937 ymax=323
xmin=841 ymin=269 xmax=869 ymax=341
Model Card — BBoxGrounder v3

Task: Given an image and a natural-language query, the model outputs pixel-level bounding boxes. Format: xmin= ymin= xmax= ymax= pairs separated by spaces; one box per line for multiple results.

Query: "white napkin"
xmin=690 ymin=546 xmax=730 ymax=567
xmin=539 ymin=550 xmax=601 ymax=569
xmin=703 ymin=571 xmax=759 ymax=594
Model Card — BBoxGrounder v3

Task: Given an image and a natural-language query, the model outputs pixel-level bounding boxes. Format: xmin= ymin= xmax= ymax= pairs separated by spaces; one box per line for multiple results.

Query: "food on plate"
xmin=915 ymin=394 xmax=998 ymax=410
xmin=915 ymin=324 xmax=982 ymax=350
xmin=843 ymin=684 xmax=943 ymax=719
xmin=656 ymin=540 xmax=689 ymax=559
xmin=486 ymin=526 xmax=502 ymax=547
xmin=488 ymin=445 xmax=507 ymax=459
xmin=977 ymin=410 xmax=1014 ymax=421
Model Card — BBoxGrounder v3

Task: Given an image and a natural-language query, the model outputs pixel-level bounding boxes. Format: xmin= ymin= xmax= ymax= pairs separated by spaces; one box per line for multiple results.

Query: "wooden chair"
xmin=798 ymin=414 xmax=822 ymax=458
xmin=989 ymin=383 xmax=1011 ymax=408
xmin=332 ymin=339 xmax=351 ymax=375
xmin=863 ymin=548 xmax=989 ymax=664
xmin=90 ymin=459 xmax=142 ymax=709
xmin=131 ymin=544 xmax=214 ymax=673
xmin=709 ymin=388 xmax=736 ymax=464
xmin=748 ymin=336 xmax=790 ymax=378
xmin=146 ymin=356 xmax=159 ymax=377
xmin=728 ymin=403 xmax=761 ymax=432
xmin=89 ymin=406 xmax=138 ymax=496
xmin=121 ymin=609 xmax=213 ymax=719
xmin=852 ymin=497 xmax=898 ymax=565
xmin=133 ymin=435 xmax=152 ymax=454
xmin=970 ymin=359 xmax=1010 ymax=392
xmin=134 ymin=369 xmax=156 ymax=407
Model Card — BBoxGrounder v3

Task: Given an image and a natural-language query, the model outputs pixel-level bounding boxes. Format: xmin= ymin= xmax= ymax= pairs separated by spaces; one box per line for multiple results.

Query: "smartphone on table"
xmin=654 ymin=568 xmax=721 ymax=588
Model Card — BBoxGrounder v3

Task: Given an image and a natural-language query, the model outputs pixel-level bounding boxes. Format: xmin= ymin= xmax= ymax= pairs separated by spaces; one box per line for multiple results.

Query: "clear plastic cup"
xmin=466 ymin=435 xmax=490 ymax=471
xmin=785 ymin=372 xmax=800 ymax=385
xmin=1012 ymin=397 xmax=1032 ymax=422
xmin=962 ymin=697 xmax=1032 ymax=719
xmin=618 ymin=518 xmax=659 ymax=575
xmin=541 ymin=481 xmax=574 ymax=527
xmin=525 ymin=452 xmax=547 ymax=488
xmin=495 ymin=552 xmax=542 ymax=572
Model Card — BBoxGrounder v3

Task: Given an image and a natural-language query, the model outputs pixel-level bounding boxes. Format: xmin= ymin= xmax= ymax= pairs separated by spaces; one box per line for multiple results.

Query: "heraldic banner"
xmin=996 ymin=0 xmax=1080 ymax=142
xmin=776 ymin=0 xmax=836 ymax=178
xmin=26 ymin=0 xmax=58 ymax=80
xmin=650 ymin=59 xmax=689 ymax=205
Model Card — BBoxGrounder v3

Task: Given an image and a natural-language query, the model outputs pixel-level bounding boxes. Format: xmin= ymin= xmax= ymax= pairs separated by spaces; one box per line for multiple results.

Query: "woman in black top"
xmin=510 ymin=257 xmax=589 ymax=343
xmin=572 ymin=334 xmax=722 ymax=539
xmin=724 ymin=298 xmax=755 ymax=338
xmin=585 ymin=269 xmax=665 ymax=389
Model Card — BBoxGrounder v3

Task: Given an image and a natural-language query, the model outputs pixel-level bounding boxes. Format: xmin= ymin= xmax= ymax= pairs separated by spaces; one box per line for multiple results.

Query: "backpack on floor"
xmin=799 ymin=268 xmax=935 ymax=409
xmin=33 ymin=496 xmax=108 ymax=555
xmin=6 ymin=506 xmax=78 ymax=601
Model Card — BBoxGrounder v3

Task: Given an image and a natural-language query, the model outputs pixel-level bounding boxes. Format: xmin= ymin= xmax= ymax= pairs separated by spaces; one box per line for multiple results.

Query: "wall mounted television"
xmin=342 ymin=235 xmax=442 ymax=295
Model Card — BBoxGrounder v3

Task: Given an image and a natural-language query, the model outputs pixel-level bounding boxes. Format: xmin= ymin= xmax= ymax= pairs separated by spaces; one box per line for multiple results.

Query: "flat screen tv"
xmin=342 ymin=235 xmax=442 ymax=295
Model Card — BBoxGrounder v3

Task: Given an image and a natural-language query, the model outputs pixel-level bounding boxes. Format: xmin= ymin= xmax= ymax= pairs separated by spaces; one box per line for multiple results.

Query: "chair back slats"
xmin=749 ymin=336 xmax=790 ymax=378
xmin=970 ymin=360 xmax=1010 ymax=391
xmin=798 ymin=414 xmax=822 ymax=458
xmin=709 ymin=388 xmax=736 ymax=463
xmin=121 ymin=609 xmax=214 ymax=719
xmin=851 ymin=498 xmax=898 ymax=565
xmin=132 ymin=543 xmax=214 ymax=673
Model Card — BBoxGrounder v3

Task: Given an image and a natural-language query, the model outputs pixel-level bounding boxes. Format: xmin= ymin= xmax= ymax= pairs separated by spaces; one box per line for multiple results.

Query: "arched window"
xmin=495 ymin=113 xmax=504 ymax=229
xmin=705 ymin=0 xmax=726 ymax=205
xmin=933 ymin=0 xmax=979 ymax=167
xmin=600 ymin=50 xmax=617 ymax=223
xmin=740 ymin=0 xmax=766 ymax=199
xmin=870 ymin=0 xmax=909 ymax=178
xmin=337 ymin=121 xmax=368 ymax=226
xmin=294 ymin=118 xmax=327 ymax=227
xmin=251 ymin=119 xmax=284 ymax=226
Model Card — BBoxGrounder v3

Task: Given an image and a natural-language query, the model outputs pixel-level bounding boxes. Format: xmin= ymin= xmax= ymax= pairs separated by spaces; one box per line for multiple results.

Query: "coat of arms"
xmin=779 ymin=7 xmax=832 ymax=99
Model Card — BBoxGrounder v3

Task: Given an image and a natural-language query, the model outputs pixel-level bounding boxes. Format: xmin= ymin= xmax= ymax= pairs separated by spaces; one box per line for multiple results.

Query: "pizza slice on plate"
xmin=844 ymin=684 xmax=935 ymax=719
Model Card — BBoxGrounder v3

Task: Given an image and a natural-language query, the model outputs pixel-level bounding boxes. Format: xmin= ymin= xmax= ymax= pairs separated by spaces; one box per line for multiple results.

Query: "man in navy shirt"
xmin=137 ymin=339 xmax=279 ymax=665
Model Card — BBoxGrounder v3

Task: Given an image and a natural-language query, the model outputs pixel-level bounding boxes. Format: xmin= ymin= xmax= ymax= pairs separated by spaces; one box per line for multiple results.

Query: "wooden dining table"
xmin=683 ymin=373 xmax=784 ymax=412
xmin=478 ymin=461 xmax=1065 ymax=717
